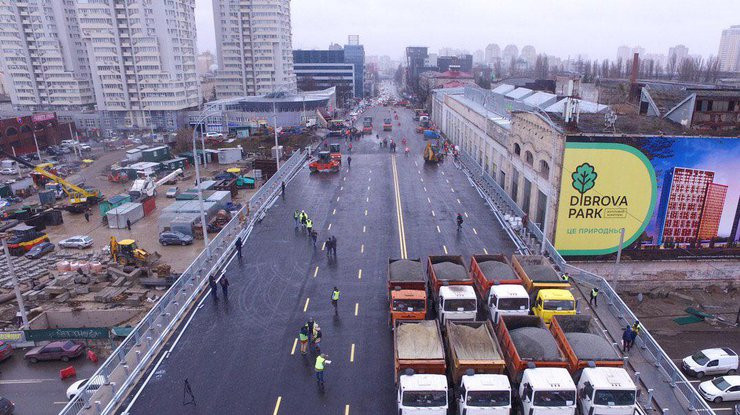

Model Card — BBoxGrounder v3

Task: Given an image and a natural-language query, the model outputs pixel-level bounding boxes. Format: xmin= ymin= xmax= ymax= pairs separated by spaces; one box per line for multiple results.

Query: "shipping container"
xmin=126 ymin=149 xmax=142 ymax=161
xmin=106 ymin=202 xmax=144 ymax=229
xmin=99 ymin=194 xmax=131 ymax=217
xmin=161 ymin=157 xmax=187 ymax=171
xmin=212 ymin=178 xmax=238 ymax=197
xmin=141 ymin=146 xmax=171 ymax=162
xmin=206 ymin=190 xmax=232 ymax=208
xmin=217 ymin=147 xmax=242 ymax=164
xmin=127 ymin=162 xmax=162 ymax=176
xmin=141 ymin=195 xmax=156 ymax=216
xmin=38 ymin=190 xmax=56 ymax=206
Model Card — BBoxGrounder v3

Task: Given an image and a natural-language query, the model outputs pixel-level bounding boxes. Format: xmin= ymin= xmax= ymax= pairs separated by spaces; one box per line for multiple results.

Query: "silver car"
xmin=59 ymin=235 xmax=94 ymax=249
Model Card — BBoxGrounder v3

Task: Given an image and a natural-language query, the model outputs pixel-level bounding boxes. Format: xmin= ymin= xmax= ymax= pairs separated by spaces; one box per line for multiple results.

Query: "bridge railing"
xmin=59 ymin=150 xmax=307 ymax=415
xmin=456 ymin=147 xmax=712 ymax=415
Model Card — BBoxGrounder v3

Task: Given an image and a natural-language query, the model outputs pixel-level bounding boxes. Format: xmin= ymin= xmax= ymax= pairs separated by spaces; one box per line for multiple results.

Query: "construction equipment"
xmin=308 ymin=151 xmax=340 ymax=173
xmin=129 ymin=168 xmax=182 ymax=201
xmin=423 ymin=141 xmax=445 ymax=163
xmin=329 ymin=143 xmax=342 ymax=164
xmin=109 ymin=237 xmax=160 ymax=267
xmin=415 ymin=116 xmax=431 ymax=133
xmin=4 ymin=224 xmax=50 ymax=256
xmin=0 ymin=150 xmax=101 ymax=213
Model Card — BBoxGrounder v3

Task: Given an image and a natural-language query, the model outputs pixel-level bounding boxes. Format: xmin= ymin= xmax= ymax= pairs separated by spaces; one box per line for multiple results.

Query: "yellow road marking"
xmin=414 ymin=161 xmax=418 ymax=166
xmin=451 ymin=188 xmax=455 ymax=193
xmin=340 ymin=186 xmax=343 ymax=191
xmin=366 ymin=197 xmax=369 ymax=202
xmin=336 ymin=196 xmax=340 ymax=202
xmin=358 ymin=269 xmax=362 ymax=279
xmin=345 ymin=405 xmax=350 ymax=415
xmin=343 ymin=177 xmax=346 ymax=181
xmin=273 ymin=397 xmax=282 ymax=415
xmin=418 ymin=170 xmax=421 ymax=174
xmin=443 ymin=245 xmax=448 ymax=254
xmin=321 ymin=242 xmax=326 ymax=251
xmin=363 ymin=225 xmax=366 ymax=233
xmin=368 ymin=177 xmax=371 ymax=182
xmin=364 ymin=209 xmax=368 ymax=216
xmin=431 ymin=210 xmax=435 ymax=217
xmin=441 ymin=171 xmax=445 ymax=175
xmin=424 ymin=186 xmax=427 ymax=192
xmin=361 ymin=244 xmax=364 ymax=253
xmin=291 ymin=338 xmax=297 ymax=355
xmin=354 ymin=303 xmax=359 ymax=316
xmin=368 ymin=185 xmax=370 ymax=190
xmin=457 ymin=198 xmax=461 ymax=204
xmin=436 ymin=225 xmax=441 ymax=233
xmin=427 ymin=197 xmax=431 ymax=203
xmin=332 ymin=208 xmax=336 ymax=215
xmin=446 ymin=179 xmax=449 ymax=184
xmin=420 ymin=178 xmax=424 ymax=183
xmin=303 ymin=298 xmax=310 ymax=312
xmin=464 ymin=212 xmax=468 ymax=218
xmin=350 ymin=344 xmax=355 ymax=362
xmin=314 ymin=266 xmax=319 ymax=277
xmin=369 ymin=169 xmax=372 ymax=173
xmin=473 ymin=228 xmax=478 ymax=235
xmin=483 ymin=248 xmax=489 ymax=254
xmin=327 ymin=223 xmax=332 ymax=230
xmin=391 ymin=156 xmax=408 ymax=259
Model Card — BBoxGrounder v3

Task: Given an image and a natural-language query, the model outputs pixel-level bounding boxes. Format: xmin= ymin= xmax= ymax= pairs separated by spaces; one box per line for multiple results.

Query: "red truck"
xmin=427 ymin=256 xmax=477 ymax=324
xmin=388 ymin=258 xmax=427 ymax=326
xmin=549 ymin=314 xmax=624 ymax=373
xmin=394 ymin=320 xmax=446 ymax=381
xmin=495 ymin=315 xmax=568 ymax=383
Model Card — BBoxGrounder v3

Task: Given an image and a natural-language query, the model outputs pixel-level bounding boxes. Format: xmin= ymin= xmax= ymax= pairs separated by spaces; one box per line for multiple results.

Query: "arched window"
xmin=6 ymin=127 xmax=18 ymax=136
xmin=540 ymin=160 xmax=550 ymax=179
xmin=20 ymin=125 xmax=31 ymax=133
xmin=525 ymin=151 xmax=534 ymax=166
xmin=513 ymin=143 xmax=521 ymax=156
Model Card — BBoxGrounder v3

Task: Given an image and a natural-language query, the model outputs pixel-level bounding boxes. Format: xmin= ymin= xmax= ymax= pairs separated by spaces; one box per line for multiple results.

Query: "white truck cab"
xmin=398 ymin=373 xmax=448 ymax=415
xmin=438 ymin=286 xmax=477 ymax=324
xmin=520 ymin=368 xmax=577 ymax=415
xmin=488 ymin=284 xmax=530 ymax=324
xmin=458 ymin=374 xmax=511 ymax=415
xmin=578 ymin=367 xmax=637 ymax=415
xmin=682 ymin=347 xmax=738 ymax=378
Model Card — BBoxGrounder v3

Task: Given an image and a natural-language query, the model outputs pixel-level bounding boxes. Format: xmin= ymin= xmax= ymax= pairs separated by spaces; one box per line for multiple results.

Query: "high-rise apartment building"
xmin=76 ymin=0 xmax=200 ymax=130
xmin=343 ymin=35 xmax=364 ymax=99
xmin=668 ymin=44 xmax=689 ymax=65
xmin=0 ymin=1 xmax=95 ymax=110
xmin=213 ymin=0 xmax=297 ymax=99
xmin=717 ymin=25 xmax=740 ymax=72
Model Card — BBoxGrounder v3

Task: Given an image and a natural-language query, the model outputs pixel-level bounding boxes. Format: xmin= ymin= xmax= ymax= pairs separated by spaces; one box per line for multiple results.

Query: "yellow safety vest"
xmin=315 ymin=355 xmax=325 ymax=371
xmin=331 ymin=290 xmax=340 ymax=301
xmin=591 ymin=289 xmax=598 ymax=297
xmin=306 ymin=220 xmax=313 ymax=228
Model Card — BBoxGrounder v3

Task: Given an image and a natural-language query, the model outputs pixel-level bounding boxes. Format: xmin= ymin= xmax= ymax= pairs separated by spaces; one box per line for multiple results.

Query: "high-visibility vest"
xmin=306 ymin=220 xmax=313 ymax=228
xmin=562 ymin=274 xmax=569 ymax=282
xmin=315 ymin=355 xmax=326 ymax=371
xmin=299 ymin=331 xmax=308 ymax=341
xmin=331 ymin=290 xmax=340 ymax=301
xmin=294 ymin=211 xmax=299 ymax=219
xmin=591 ymin=289 xmax=598 ymax=297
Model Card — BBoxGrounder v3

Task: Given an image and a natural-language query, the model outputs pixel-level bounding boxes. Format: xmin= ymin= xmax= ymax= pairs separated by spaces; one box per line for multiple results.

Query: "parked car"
xmin=0 ymin=397 xmax=14 ymax=415
xmin=166 ymin=187 xmax=179 ymax=198
xmin=205 ymin=132 xmax=223 ymax=138
xmin=159 ymin=231 xmax=193 ymax=246
xmin=24 ymin=340 xmax=84 ymax=363
xmin=25 ymin=242 xmax=54 ymax=259
xmin=699 ymin=375 xmax=740 ymax=403
xmin=59 ymin=236 xmax=93 ymax=249
xmin=0 ymin=168 xmax=16 ymax=175
xmin=0 ymin=341 xmax=12 ymax=361
xmin=683 ymin=348 xmax=738 ymax=378
xmin=79 ymin=144 xmax=92 ymax=152
xmin=66 ymin=376 xmax=102 ymax=400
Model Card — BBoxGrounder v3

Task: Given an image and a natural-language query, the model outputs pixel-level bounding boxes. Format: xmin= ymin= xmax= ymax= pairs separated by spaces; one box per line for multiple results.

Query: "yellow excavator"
xmin=110 ymin=237 xmax=160 ymax=267
xmin=0 ymin=150 xmax=102 ymax=213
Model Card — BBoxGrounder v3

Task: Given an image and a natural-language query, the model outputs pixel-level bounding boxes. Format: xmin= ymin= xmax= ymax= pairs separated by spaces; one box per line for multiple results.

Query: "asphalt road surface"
xmin=123 ymin=102 xmax=517 ymax=414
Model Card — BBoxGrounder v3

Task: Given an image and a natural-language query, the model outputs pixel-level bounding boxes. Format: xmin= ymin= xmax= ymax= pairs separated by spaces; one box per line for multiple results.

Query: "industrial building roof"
xmin=522 ymin=91 xmax=558 ymax=108
xmin=491 ymin=84 xmax=515 ymax=95
xmin=505 ymin=87 xmax=535 ymax=100
xmin=544 ymin=98 xmax=609 ymax=114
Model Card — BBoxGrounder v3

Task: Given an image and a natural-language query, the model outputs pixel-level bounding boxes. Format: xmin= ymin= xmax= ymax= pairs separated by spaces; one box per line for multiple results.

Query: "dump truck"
xmin=362 ymin=116 xmax=373 ymax=134
xmin=444 ymin=320 xmax=511 ymax=414
xmin=394 ymin=320 xmax=449 ymax=414
xmin=497 ymin=315 xmax=576 ymax=415
xmin=470 ymin=255 xmax=530 ymax=324
xmin=388 ymin=258 xmax=427 ymax=326
xmin=512 ymin=255 xmax=575 ymax=325
xmin=427 ymin=256 xmax=477 ymax=324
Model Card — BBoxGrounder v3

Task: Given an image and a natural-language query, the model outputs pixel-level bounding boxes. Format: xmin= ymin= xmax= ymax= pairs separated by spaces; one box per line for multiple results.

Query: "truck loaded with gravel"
xmin=550 ymin=315 xmax=637 ymax=415
xmin=388 ymin=258 xmax=427 ymax=326
xmin=444 ymin=320 xmax=511 ymax=414
xmin=427 ymin=255 xmax=477 ymax=324
xmin=394 ymin=320 xmax=448 ymax=414
xmin=512 ymin=255 xmax=575 ymax=325
xmin=496 ymin=315 xmax=576 ymax=415
xmin=470 ymin=254 xmax=530 ymax=324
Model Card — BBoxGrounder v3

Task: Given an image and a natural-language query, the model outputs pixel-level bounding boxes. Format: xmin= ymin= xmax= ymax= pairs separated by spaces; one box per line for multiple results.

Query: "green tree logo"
xmin=572 ymin=163 xmax=597 ymax=204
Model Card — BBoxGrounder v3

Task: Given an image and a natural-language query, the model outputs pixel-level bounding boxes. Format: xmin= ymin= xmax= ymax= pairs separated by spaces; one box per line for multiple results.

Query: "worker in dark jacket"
xmin=208 ymin=275 xmax=218 ymax=300
xmin=622 ymin=326 xmax=633 ymax=352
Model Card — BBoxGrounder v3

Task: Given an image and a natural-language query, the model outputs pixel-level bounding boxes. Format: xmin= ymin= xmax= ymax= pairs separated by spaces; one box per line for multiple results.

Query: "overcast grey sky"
xmin=195 ymin=0 xmax=738 ymax=61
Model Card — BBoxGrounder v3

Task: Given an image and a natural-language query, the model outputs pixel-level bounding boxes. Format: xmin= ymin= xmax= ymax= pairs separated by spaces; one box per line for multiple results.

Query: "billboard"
xmin=554 ymin=136 xmax=740 ymax=256
xmin=31 ymin=112 xmax=56 ymax=123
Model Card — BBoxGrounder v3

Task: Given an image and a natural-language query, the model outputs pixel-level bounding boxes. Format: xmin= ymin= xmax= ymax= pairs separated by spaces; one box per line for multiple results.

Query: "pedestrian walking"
xmin=590 ymin=288 xmax=599 ymax=307
xmin=314 ymin=354 xmax=330 ymax=387
xmin=622 ymin=326 xmax=633 ymax=352
xmin=347 ymin=155 xmax=352 ymax=169
xmin=281 ymin=181 xmax=286 ymax=198
xmin=306 ymin=318 xmax=315 ymax=342
xmin=84 ymin=211 xmax=90 ymax=222
xmin=331 ymin=287 xmax=340 ymax=315
xmin=299 ymin=325 xmax=309 ymax=355
xmin=219 ymin=276 xmax=229 ymax=298
xmin=294 ymin=210 xmax=300 ymax=228
xmin=312 ymin=325 xmax=322 ymax=353
xmin=310 ymin=229 xmax=317 ymax=247
xmin=235 ymin=236 xmax=242 ymax=259
xmin=300 ymin=211 xmax=308 ymax=232
xmin=126 ymin=218 xmax=131 ymax=231
xmin=306 ymin=218 xmax=313 ymax=235
xmin=208 ymin=275 xmax=218 ymax=299
xmin=330 ymin=235 xmax=337 ymax=257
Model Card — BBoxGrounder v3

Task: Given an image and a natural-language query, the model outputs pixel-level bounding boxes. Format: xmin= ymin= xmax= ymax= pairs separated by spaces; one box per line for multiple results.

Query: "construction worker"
xmin=622 ymin=326 xmax=633 ymax=352
xmin=590 ymin=288 xmax=599 ymax=307
xmin=330 ymin=235 xmax=337 ymax=257
xmin=312 ymin=325 xmax=322 ymax=353
xmin=456 ymin=213 xmax=464 ymax=231
xmin=208 ymin=275 xmax=218 ymax=300
xmin=561 ymin=273 xmax=570 ymax=282
xmin=325 ymin=237 xmax=333 ymax=257
xmin=305 ymin=318 xmax=315 ymax=342
xmin=347 ymin=155 xmax=352 ymax=169
xmin=331 ymin=287 xmax=340 ymax=314
xmin=306 ymin=218 xmax=313 ymax=235
xmin=235 ymin=237 xmax=242 ymax=259
xmin=631 ymin=321 xmax=642 ymax=336
xmin=315 ymin=353 xmax=330 ymax=386
xmin=300 ymin=211 xmax=308 ymax=232
xmin=310 ymin=229 xmax=317 ymax=247
xmin=299 ymin=325 xmax=309 ymax=355
xmin=294 ymin=210 xmax=300 ymax=228
xmin=220 ymin=275 xmax=229 ymax=298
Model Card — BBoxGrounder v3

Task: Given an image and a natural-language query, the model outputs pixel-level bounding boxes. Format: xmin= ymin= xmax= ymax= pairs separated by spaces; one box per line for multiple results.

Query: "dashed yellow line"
xmin=457 ymin=198 xmax=461 ymax=204
xmin=464 ymin=212 xmax=468 ymax=218
xmin=427 ymin=197 xmax=431 ymax=203
xmin=483 ymin=248 xmax=489 ymax=254
xmin=366 ymin=196 xmax=369 ymax=202
xmin=350 ymin=344 xmax=356 ymax=362
xmin=368 ymin=177 xmax=371 ymax=182
xmin=364 ymin=209 xmax=368 ymax=216
xmin=314 ymin=266 xmax=319 ymax=277
xmin=345 ymin=404 xmax=350 ymax=415
xmin=360 ymin=244 xmax=364 ymax=253
xmin=424 ymin=186 xmax=427 ymax=192
xmin=473 ymin=228 xmax=478 ymax=235
xmin=451 ymin=188 xmax=455 ymax=193
xmin=340 ymin=186 xmax=344 ymax=191
xmin=363 ymin=225 xmax=366 ymax=233
xmin=431 ymin=210 xmax=435 ymax=217
xmin=357 ymin=269 xmax=362 ymax=279
xmin=418 ymin=170 xmax=421 ymax=174
xmin=441 ymin=171 xmax=445 ymax=175
xmin=436 ymin=225 xmax=441 ymax=233
xmin=443 ymin=245 xmax=448 ymax=254
xmin=446 ymin=179 xmax=449 ymax=184
xmin=303 ymin=298 xmax=310 ymax=312
xmin=273 ymin=397 xmax=282 ymax=415
xmin=327 ymin=223 xmax=332 ymax=230
xmin=336 ymin=196 xmax=340 ymax=202
xmin=332 ymin=208 xmax=336 ymax=215
xmin=291 ymin=338 xmax=297 ymax=355
xmin=343 ymin=177 xmax=346 ymax=181
xmin=420 ymin=178 xmax=424 ymax=183
xmin=321 ymin=242 xmax=325 ymax=251
xmin=391 ymin=156 xmax=408 ymax=259
xmin=367 ymin=185 xmax=370 ymax=190
xmin=354 ymin=303 xmax=359 ymax=316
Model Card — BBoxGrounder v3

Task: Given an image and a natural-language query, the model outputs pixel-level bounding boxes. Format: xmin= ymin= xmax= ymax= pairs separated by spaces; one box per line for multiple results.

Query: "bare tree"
xmin=667 ymin=54 xmax=677 ymax=78
xmin=493 ymin=60 xmax=503 ymax=80
xmin=509 ymin=56 xmax=517 ymax=76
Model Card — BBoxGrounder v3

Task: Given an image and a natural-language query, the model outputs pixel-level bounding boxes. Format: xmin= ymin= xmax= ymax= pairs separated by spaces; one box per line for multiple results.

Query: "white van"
xmin=683 ymin=348 xmax=738 ymax=378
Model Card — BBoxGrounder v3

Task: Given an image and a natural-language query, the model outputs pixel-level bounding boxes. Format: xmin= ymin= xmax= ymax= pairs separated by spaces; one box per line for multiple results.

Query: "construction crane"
xmin=0 ymin=150 xmax=102 ymax=213
xmin=129 ymin=168 xmax=183 ymax=201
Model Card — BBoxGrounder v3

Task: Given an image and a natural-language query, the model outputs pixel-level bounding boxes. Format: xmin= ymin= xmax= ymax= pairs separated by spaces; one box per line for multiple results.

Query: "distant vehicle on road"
xmin=0 ymin=397 xmax=14 ymax=415
xmin=0 ymin=168 xmax=16 ymax=175
xmin=159 ymin=231 xmax=193 ymax=246
xmin=699 ymin=375 xmax=740 ymax=403
xmin=0 ymin=341 xmax=13 ymax=361
xmin=25 ymin=242 xmax=54 ymax=259
xmin=24 ymin=340 xmax=84 ymax=363
xmin=59 ymin=235 xmax=93 ymax=249
xmin=165 ymin=187 xmax=179 ymax=198
xmin=683 ymin=348 xmax=738 ymax=378
xmin=66 ymin=377 xmax=102 ymax=400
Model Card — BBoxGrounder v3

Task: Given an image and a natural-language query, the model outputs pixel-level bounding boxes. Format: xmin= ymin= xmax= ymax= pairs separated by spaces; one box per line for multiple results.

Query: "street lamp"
xmin=272 ymin=100 xmax=280 ymax=170
xmin=192 ymin=105 xmax=218 ymax=254
xmin=2 ymin=237 xmax=28 ymax=328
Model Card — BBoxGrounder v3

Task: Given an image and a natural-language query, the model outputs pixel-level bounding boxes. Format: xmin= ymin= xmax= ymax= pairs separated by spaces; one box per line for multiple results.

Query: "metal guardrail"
xmin=59 ymin=150 xmax=308 ymax=415
xmin=456 ymin=147 xmax=713 ymax=415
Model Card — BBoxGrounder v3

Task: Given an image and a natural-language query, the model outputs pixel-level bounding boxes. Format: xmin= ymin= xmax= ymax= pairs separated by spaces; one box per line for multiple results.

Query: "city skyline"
xmin=195 ymin=0 xmax=739 ymax=61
